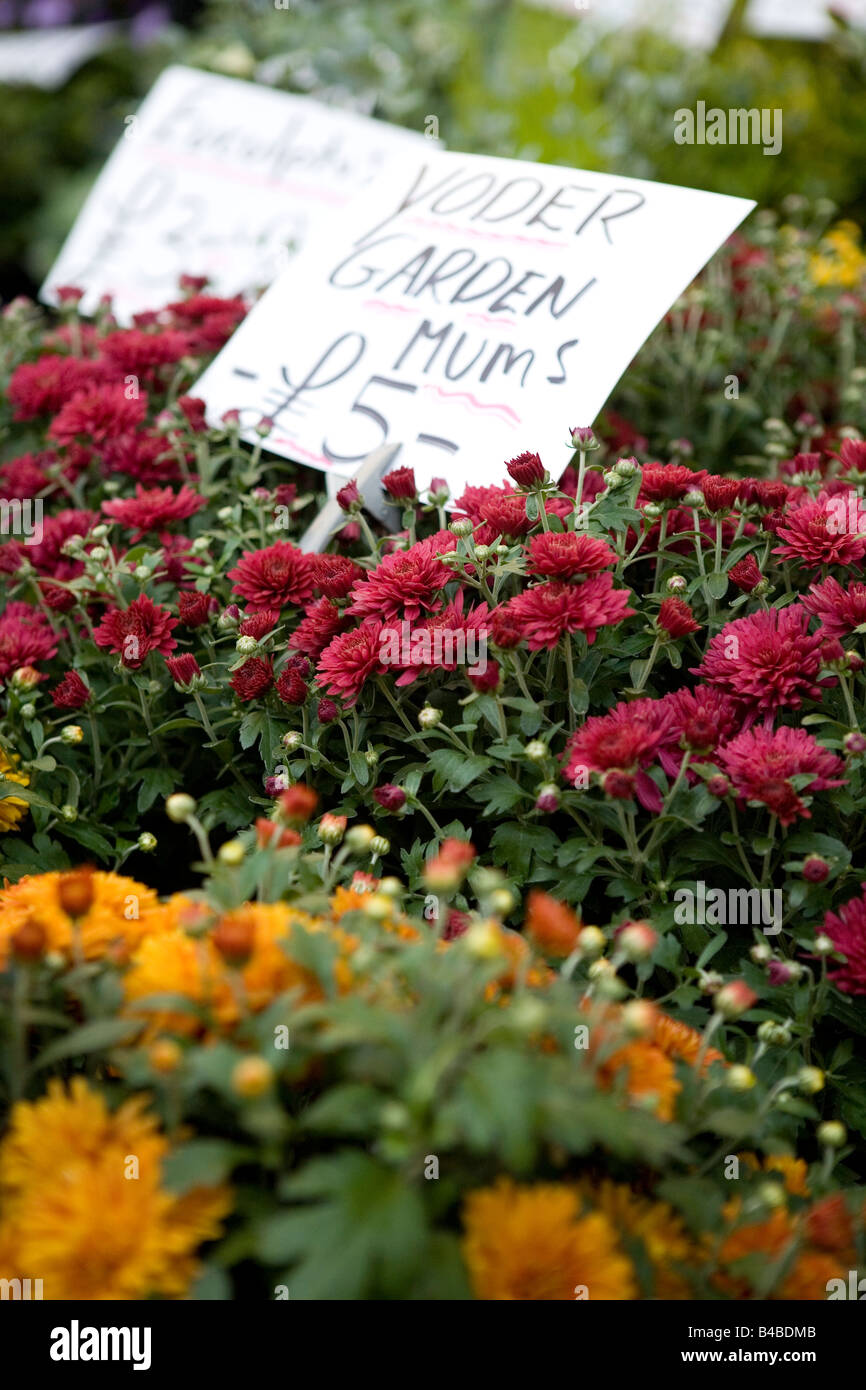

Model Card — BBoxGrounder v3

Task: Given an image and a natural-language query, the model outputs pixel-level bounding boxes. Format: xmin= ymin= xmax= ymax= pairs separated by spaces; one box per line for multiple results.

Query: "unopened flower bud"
xmin=60 ymin=724 xmax=83 ymax=745
xmin=757 ymin=1019 xmax=792 ymax=1046
xmin=699 ymin=969 xmax=724 ymax=995
xmin=149 ymin=1039 xmax=182 ymax=1073
xmin=817 ymin=1121 xmax=846 ymax=1148
xmin=798 ymin=1066 xmax=825 ymax=1095
xmin=524 ymin=740 xmax=547 ymax=762
xmin=622 ymin=999 xmax=657 ymax=1035
xmin=666 ymin=574 xmax=687 ymax=594
xmin=489 ymin=888 xmax=516 ymax=916
xmin=10 ymin=665 xmax=40 ymax=691
xmin=714 ymin=980 xmax=757 ymax=1018
xmin=345 ymin=824 xmax=376 ymax=852
xmin=418 ymin=705 xmax=442 ymax=730
xmin=369 ymin=834 xmax=390 ymax=857
xmin=20 ymin=703 xmax=36 ymax=720
xmin=165 ymin=792 xmax=197 ymax=823
xmin=280 ymin=731 xmax=303 ymax=752
xmin=618 ymin=920 xmax=658 ymax=961
xmin=318 ymin=813 xmax=347 ymax=846
xmin=137 ymin=831 xmax=157 ymax=853
xmin=727 ymin=1065 xmax=757 ymax=1092
xmin=814 ymin=933 xmax=835 ymax=955
xmin=577 ymin=925 xmax=606 ymax=958
xmin=60 ymin=804 xmax=77 ymax=822
xmin=750 ymin=942 xmax=773 ymax=964
xmin=614 ymin=456 xmax=639 ymax=478
xmin=231 ymin=1057 xmax=273 ymax=1098
xmin=803 ymin=854 xmax=830 ymax=883
xmin=758 ymin=1182 xmax=787 ymax=1209
xmin=449 ymin=518 xmax=474 ymax=538
xmin=218 ymin=838 xmax=245 ymax=865
xmin=236 ymin=635 xmax=258 ymax=655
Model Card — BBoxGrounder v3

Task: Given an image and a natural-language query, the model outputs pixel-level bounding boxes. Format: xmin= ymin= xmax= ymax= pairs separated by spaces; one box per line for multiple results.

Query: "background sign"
xmin=40 ymin=64 xmax=424 ymax=320
xmin=194 ymin=150 xmax=754 ymax=494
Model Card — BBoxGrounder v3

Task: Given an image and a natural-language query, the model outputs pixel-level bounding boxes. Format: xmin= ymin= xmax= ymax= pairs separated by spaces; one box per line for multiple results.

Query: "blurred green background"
xmin=2 ymin=0 xmax=866 ymax=297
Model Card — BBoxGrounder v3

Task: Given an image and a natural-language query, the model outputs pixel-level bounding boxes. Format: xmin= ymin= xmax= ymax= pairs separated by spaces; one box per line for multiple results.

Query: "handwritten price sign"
xmin=195 ymin=150 xmax=753 ymax=493
xmin=40 ymin=65 xmax=423 ymax=321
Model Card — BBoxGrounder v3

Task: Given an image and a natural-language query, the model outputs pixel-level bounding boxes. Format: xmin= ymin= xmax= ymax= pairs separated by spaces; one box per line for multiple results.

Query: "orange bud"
xmin=211 ymin=915 xmax=256 ymax=963
xmin=10 ymin=919 xmax=47 ymax=961
xmin=524 ymin=890 xmax=582 ymax=957
xmin=58 ymin=867 xmax=96 ymax=918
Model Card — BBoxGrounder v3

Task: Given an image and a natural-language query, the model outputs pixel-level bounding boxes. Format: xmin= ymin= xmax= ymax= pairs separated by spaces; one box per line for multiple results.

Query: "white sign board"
xmin=0 ymin=22 xmax=118 ymax=89
xmin=746 ymin=0 xmax=866 ymax=38
xmin=41 ymin=64 xmax=424 ymax=321
xmin=194 ymin=150 xmax=754 ymax=494
xmin=524 ymin=0 xmax=734 ymax=50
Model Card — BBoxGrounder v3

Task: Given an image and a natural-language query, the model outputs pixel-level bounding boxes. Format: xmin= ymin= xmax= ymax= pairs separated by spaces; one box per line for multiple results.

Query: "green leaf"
xmin=427 ymin=748 xmax=491 ymax=792
xmin=33 ymin=1018 xmax=143 ymax=1070
xmin=705 ymin=571 xmax=729 ymax=600
xmin=256 ymin=1152 xmax=428 ymax=1299
xmin=239 ymin=712 xmax=266 ymax=751
xmin=162 ymin=1140 xmax=250 ymax=1194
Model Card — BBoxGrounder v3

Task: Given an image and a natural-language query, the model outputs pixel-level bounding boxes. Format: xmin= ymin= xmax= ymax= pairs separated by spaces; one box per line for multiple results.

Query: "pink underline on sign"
xmin=466 ymin=312 xmax=516 ymax=328
xmin=362 ymin=298 xmax=421 ymax=315
xmin=421 ymin=383 xmax=520 ymax=425
xmin=271 ymin=435 xmax=329 ymax=464
xmin=141 ymin=143 xmax=347 ymax=201
xmin=405 ymin=215 xmax=565 ymax=249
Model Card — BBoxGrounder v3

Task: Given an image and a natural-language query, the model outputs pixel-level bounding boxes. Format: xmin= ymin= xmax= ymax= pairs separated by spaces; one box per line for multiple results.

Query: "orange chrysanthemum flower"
xmin=600 ymin=1039 xmax=681 ymax=1121
xmin=462 ymin=1177 xmax=635 ymax=1300
xmin=577 ymin=1179 xmax=705 ymax=1299
xmin=0 ymin=1078 xmax=229 ymax=1299
xmin=0 ymin=868 xmax=168 ymax=968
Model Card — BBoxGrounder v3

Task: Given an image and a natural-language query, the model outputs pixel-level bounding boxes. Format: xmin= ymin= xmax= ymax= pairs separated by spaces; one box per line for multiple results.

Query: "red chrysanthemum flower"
xmin=562 ymin=697 xmax=672 ymax=811
xmin=102 ymin=484 xmax=204 ymax=535
xmin=638 ymin=463 xmax=705 ymax=503
xmin=773 ymin=492 xmax=866 ymax=569
xmin=737 ymin=478 xmax=790 ymax=510
xmin=819 ymin=890 xmax=866 ymax=995
xmin=317 ymin=620 xmax=385 ymax=705
xmin=275 ymin=668 xmax=308 ymax=705
xmin=165 ymin=654 xmax=202 ymax=689
xmin=177 ymin=590 xmax=214 ymax=628
xmin=50 ymin=670 xmax=91 ymax=709
xmin=227 ymin=541 xmax=313 ymax=611
xmin=100 ymin=328 xmax=192 ymax=380
xmin=716 ymin=725 xmax=846 ymax=826
xmin=501 ymin=574 xmax=634 ymax=651
xmin=657 ymin=597 xmax=701 ymax=638
xmin=309 ymin=554 xmax=365 ymax=599
xmin=506 ymin=451 xmax=545 ymax=487
xmin=525 ymin=531 xmax=617 ymax=580
xmin=0 ymin=603 xmax=58 ymax=681
xmin=229 ymin=658 xmax=273 ymax=702
xmin=700 ymin=476 xmax=741 ymax=514
xmin=801 ymin=575 xmax=866 ymax=642
xmin=177 ymin=395 xmax=208 ymax=432
xmin=384 ymin=598 xmax=491 ymax=686
xmin=290 ymin=597 xmax=350 ymax=660
xmin=382 ymin=465 xmax=417 ymax=500
xmin=658 ymin=686 xmax=742 ymax=766
xmin=8 ymin=355 xmax=110 ymax=421
xmin=728 ymin=555 xmax=763 ymax=592
xmin=92 ymin=593 xmax=178 ymax=669
xmin=346 ymin=537 xmax=454 ymax=623
xmin=102 ymin=430 xmax=180 ymax=484
xmin=696 ymin=606 xmax=826 ymax=719
xmin=49 ymin=384 xmax=148 ymax=448
xmin=239 ymin=610 xmax=279 ymax=641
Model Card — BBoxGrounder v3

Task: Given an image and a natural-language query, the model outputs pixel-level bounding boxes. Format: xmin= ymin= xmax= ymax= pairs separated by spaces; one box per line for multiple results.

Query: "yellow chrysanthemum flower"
xmin=577 ymin=1179 xmax=703 ymax=1299
xmin=809 ymin=221 xmax=866 ymax=290
xmin=462 ymin=1177 xmax=636 ymax=1300
xmin=0 ymin=868 xmax=173 ymax=969
xmin=0 ymin=1078 xmax=230 ymax=1300
xmin=0 ymin=747 xmax=30 ymax=833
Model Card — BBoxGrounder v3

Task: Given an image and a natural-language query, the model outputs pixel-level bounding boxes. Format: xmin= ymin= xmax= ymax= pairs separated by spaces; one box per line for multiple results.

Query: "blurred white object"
xmin=522 ymin=0 xmax=734 ymax=50
xmin=0 ymin=22 xmax=118 ymax=90
xmin=745 ymin=0 xmax=866 ymax=38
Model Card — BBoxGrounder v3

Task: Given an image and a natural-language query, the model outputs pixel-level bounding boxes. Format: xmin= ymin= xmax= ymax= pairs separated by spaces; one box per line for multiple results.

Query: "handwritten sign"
xmin=524 ymin=0 xmax=734 ymax=50
xmin=40 ymin=64 xmax=424 ymax=321
xmin=194 ymin=150 xmax=754 ymax=493
xmin=745 ymin=0 xmax=866 ymax=38
xmin=0 ymin=22 xmax=118 ymax=89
